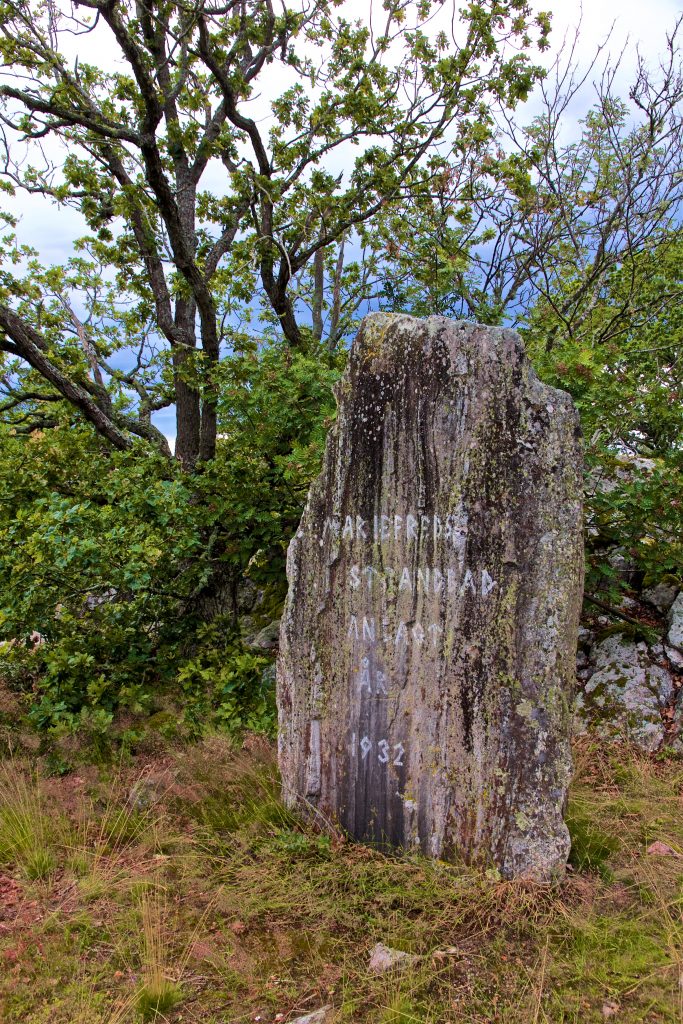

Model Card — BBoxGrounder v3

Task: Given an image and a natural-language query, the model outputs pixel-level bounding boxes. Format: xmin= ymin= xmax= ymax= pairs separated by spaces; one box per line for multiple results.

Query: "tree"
xmin=357 ymin=20 xmax=683 ymax=328
xmin=303 ymin=20 xmax=681 ymax=612
xmin=0 ymin=0 xmax=555 ymax=733
xmin=0 ymin=0 xmax=550 ymax=469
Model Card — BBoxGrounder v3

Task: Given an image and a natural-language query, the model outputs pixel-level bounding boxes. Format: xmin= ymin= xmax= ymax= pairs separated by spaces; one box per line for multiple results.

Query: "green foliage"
xmin=526 ymin=236 xmax=683 ymax=597
xmin=0 ymin=343 xmax=338 ymax=738
xmin=178 ymin=625 xmax=274 ymax=737
xmin=0 ymin=0 xmax=680 ymax=748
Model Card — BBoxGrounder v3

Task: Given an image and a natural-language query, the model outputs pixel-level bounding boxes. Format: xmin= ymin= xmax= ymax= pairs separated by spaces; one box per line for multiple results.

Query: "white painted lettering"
xmin=406 ymin=514 xmax=418 ymax=541
xmin=355 ymin=516 xmax=367 ymax=539
xmin=323 ymin=516 xmax=340 ymax=539
xmin=362 ymin=616 xmax=376 ymax=642
xmin=481 ymin=569 xmax=497 ymax=597
xmin=354 ymin=736 xmax=406 ymax=769
xmin=412 ymin=623 xmax=425 ymax=646
xmin=461 ymin=569 xmax=476 ymax=595
xmin=342 ymin=515 xmax=354 ymax=541
xmin=417 ymin=567 xmax=430 ymax=593
xmin=428 ymin=623 xmax=443 ymax=649
xmin=399 ymin=566 xmax=412 ymax=592
xmin=348 ymin=615 xmax=358 ymax=640
xmin=394 ymin=514 xmax=403 ymax=539
xmin=349 ymin=564 xmax=361 ymax=590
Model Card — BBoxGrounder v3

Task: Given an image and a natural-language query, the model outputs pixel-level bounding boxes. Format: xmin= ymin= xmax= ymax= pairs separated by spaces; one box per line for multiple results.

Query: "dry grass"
xmin=0 ymin=734 xmax=682 ymax=1023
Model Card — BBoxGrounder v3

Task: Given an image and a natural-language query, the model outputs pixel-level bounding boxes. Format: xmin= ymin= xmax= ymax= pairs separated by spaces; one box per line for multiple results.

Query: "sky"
xmin=10 ymin=0 xmax=682 ymax=257
xmin=4 ymin=0 xmax=682 ymax=446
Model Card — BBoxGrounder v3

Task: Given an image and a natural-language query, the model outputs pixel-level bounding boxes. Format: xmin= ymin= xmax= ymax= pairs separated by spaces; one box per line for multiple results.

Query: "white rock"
xmin=643 ymin=583 xmax=679 ymax=615
xmin=368 ymin=942 xmax=416 ymax=974
xmin=289 ymin=1007 xmax=333 ymax=1024
xmin=579 ymin=633 xmax=675 ymax=751
xmin=665 ymin=645 xmax=683 ymax=669
xmin=666 ymin=594 xmax=683 ymax=666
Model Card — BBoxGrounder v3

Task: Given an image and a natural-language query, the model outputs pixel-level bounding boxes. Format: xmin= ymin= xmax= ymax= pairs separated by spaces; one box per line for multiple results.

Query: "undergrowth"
xmin=0 ymin=735 xmax=682 ymax=1023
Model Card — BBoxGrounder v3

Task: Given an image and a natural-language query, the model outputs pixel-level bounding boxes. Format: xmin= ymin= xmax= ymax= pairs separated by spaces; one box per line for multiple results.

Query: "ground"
xmin=0 ymin=733 xmax=682 ymax=1024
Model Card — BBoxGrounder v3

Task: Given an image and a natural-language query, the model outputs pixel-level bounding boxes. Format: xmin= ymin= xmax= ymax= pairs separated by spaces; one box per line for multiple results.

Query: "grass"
xmin=0 ymin=734 xmax=682 ymax=1023
xmin=0 ymin=761 xmax=61 ymax=880
xmin=135 ymin=888 xmax=183 ymax=1020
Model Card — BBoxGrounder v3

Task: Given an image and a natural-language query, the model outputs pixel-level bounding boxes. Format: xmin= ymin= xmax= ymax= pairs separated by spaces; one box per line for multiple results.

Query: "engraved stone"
xmin=277 ymin=314 xmax=584 ymax=880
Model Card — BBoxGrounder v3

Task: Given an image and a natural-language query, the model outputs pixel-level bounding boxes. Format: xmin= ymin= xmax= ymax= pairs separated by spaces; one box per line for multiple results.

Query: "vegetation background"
xmin=0 ymin=0 xmax=680 ymax=748
xmin=0 ymin=2 xmax=681 ymax=1022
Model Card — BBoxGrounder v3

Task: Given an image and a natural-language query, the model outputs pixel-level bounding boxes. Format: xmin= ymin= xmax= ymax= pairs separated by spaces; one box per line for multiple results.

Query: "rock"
xmin=643 ymin=582 xmax=679 ymax=616
xmin=84 ymin=587 xmax=118 ymax=611
xmin=277 ymin=314 xmax=584 ymax=881
xmin=577 ymin=633 xmax=675 ymax=751
xmin=665 ymin=646 xmax=683 ymax=669
xmin=246 ymin=619 xmax=281 ymax=651
xmin=368 ymin=942 xmax=416 ymax=974
xmin=592 ymin=455 xmax=656 ymax=496
xmin=288 ymin=1008 xmax=333 ymax=1024
xmin=128 ymin=771 xmax=172 ymax=809
xmin=261 ymin=662 xmax=276 ymax=687
xmin=236 ymin=577 xmax=263 ymax=613
xmin=666 ymin=594 xmax=683 ymax=668
xmin=606 ymin=548 xmax=640 ymax=588
xmin=646 ymin=840 xmax=682 ymax=858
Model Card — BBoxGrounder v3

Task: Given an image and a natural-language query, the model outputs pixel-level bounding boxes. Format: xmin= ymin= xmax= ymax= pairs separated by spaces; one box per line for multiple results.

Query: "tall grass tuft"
xmin=133 ymin=882 xmax=213 ymax=1021
xmin=0 ymin=761 xmax=60 ymax=880
xmin=136 ymin=887 xmax=183 ymax=1020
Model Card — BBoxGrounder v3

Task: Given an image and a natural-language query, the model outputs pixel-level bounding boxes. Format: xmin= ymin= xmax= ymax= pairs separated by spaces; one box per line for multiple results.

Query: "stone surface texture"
xmin=643 ymin=583 xmax=679 ymax=616
xmin=576 ymin=633 xmax=677 ymax=751
xmin=666 ymin=593 xmax=683 ymax=668
xmin=277 ymin=314 xmax=584 ymax=881
xmin=246 ymin=619 xmax=281 ymax=651
xmin=368 ymin=942 xmax=416 ymax=974
xmin=289 ymin=1007 xmax=333 ymax=1024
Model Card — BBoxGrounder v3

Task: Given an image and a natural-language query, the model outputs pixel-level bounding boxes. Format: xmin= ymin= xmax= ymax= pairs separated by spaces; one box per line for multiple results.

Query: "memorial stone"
xmin=277 ymin=313 xmax=584 ymax=880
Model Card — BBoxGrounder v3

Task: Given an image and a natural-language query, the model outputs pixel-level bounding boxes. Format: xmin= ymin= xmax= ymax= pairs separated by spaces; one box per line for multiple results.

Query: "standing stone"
xmin=277 ymin=314 xmax=584 ymax=881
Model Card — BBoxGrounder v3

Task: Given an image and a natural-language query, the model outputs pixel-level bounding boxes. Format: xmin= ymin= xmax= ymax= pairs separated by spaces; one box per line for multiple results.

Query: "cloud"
xmin=4 ymin=0 xmax=681 ymax=446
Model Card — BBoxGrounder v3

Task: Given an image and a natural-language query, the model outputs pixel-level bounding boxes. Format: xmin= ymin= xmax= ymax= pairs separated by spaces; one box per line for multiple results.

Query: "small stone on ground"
xmin=646 ymin=840 xmax=682 ymax=858
xmin=368 ymin=942 xmax=416 ymax=974
xmin=288 ymin=1007 xmax=333 ymax=1024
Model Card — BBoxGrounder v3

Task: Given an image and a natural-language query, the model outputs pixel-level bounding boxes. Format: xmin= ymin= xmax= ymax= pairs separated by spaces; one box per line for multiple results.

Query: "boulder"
xmin=666 ymin=593 xmax=683 ymax=668
xmin=577 ymin=632 xmax=677 ymax=751
xmin=368 ymin=942 xmax=416 ymax=974
xmin=289 ymin=1007 xmax=333 ymax=1024
xmin=277 ymin=314 xmax=584 ymax=880
xmin=246 ymin=619 xmax=281 ymax=651
xmin=642 ymin=582 xmax=679 ymax=616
